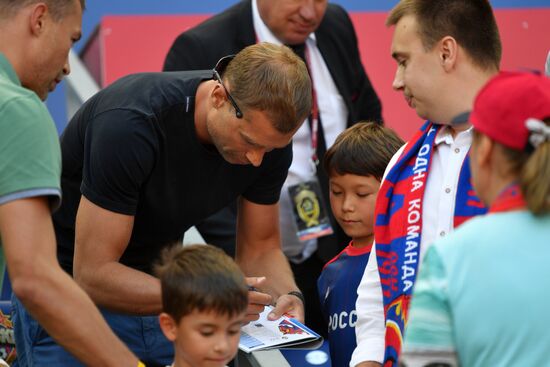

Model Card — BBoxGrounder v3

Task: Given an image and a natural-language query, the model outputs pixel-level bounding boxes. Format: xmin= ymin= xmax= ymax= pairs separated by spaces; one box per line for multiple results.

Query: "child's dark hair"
xmin=155 ymin=244 xmax=248 ymax=322
xmin=324 ymin=122 xmax=404 ymax=180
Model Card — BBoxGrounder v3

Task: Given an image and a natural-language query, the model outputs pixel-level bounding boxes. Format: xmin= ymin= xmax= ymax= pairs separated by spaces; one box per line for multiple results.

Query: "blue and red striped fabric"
xmin=374 ymin=121 xmax=487 ymax=366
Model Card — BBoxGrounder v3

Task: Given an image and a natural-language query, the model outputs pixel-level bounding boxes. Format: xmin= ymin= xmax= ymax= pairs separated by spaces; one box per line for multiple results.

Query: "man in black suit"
xmin=164 ymin=0 xmax=382 ymax=336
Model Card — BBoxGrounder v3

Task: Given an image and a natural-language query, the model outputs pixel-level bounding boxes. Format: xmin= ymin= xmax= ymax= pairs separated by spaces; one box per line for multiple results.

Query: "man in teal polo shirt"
xmin=0 ymin=1 xmax=139 ymax=366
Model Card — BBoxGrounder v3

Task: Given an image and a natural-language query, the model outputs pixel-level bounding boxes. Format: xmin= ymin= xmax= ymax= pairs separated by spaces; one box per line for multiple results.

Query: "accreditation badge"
xmin=288 ymin=180 xmax=334 ymax=242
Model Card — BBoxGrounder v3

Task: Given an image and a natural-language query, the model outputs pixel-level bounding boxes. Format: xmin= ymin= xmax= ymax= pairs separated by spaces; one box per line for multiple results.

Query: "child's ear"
xmin=159 ymin=312 xmax=177 ymax=342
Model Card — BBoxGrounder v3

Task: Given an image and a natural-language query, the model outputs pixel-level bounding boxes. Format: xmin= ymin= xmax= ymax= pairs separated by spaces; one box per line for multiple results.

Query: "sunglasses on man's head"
xmin=212 ymin=55 xmax=243 ymax=119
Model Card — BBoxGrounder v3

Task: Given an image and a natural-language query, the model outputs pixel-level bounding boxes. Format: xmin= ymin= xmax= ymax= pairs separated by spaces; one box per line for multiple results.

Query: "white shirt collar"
xmin=435 ymin=124 xmax=473 ymax=146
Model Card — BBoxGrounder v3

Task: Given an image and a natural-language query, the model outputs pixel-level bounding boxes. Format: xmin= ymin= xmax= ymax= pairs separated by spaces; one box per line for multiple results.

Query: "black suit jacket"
xmin=164 ymin=0 xmax=382 ymax=261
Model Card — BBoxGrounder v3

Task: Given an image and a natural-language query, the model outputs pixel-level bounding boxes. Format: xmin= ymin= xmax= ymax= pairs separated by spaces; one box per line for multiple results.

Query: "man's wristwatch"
xmin=287 ymin=291 xmax=305 ymax=306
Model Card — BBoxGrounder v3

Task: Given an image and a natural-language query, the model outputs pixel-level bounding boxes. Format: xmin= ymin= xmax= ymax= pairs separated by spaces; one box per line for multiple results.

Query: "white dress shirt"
xmin=252 ymin=0 xmax=349 ymax=263
xmin=350 ymin=126 xmax=473 ymax=366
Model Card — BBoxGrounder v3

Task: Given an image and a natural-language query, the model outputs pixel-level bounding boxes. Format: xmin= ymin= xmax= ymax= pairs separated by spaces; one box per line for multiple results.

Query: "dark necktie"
xmin=288 ymin=43 xmax=328 ymax=173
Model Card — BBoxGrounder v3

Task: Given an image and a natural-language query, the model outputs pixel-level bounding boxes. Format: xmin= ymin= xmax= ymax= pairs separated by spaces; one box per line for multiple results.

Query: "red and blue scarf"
xmin=374 ymin=121 xmax=487 ymax=366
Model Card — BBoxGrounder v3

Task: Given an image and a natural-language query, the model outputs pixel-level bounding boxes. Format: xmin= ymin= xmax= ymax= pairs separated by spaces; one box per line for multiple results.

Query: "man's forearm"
xmin=74 ymin=260 xmax=162 ymax=315
xmin=72 ymin=196 xmax=160 ymax=314
xmin=237 ymin=246 xmax=299 ymax=299
xmin=235 ymin=199 xmax=303 ymax=320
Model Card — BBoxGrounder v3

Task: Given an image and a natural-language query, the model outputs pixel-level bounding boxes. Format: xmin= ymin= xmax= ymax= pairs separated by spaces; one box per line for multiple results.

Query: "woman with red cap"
xmin=400 ymin=71 xmax=550 ymax=367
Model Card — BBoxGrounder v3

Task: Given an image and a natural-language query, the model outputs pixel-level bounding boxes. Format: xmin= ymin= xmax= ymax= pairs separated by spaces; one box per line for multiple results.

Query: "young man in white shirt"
xmin=351 ymin=1 xmax=502 ymax=366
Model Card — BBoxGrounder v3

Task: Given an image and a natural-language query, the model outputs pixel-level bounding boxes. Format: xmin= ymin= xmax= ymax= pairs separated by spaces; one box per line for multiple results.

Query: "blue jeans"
xmin=11 ymin=294 xmax=173 ymax=366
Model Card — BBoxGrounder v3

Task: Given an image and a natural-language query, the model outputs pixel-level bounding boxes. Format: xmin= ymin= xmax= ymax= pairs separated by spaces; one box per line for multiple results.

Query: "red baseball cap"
xmin=470 ymin=71 xmax=550 ymax=150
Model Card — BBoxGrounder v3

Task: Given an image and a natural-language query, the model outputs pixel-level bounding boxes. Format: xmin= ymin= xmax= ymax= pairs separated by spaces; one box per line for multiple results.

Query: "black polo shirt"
xmin=54 ymin=70 xmax=292 ymax=274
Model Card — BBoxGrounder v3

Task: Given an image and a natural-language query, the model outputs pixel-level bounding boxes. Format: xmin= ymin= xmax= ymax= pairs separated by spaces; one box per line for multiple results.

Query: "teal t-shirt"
xmin=404 ymin=210 xmax=550 ymax=367
xmin=0 ymin=53 xmax=61 ymax=288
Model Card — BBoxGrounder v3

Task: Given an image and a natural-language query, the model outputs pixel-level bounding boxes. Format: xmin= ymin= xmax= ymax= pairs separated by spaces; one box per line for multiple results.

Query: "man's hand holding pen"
xmin=244 ymin=276 xmax=305 ymax=324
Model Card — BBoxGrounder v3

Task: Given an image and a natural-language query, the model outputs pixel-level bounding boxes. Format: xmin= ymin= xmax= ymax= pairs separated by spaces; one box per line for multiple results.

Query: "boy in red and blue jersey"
xmin=318 ymin=123 xmax=403 ymax=366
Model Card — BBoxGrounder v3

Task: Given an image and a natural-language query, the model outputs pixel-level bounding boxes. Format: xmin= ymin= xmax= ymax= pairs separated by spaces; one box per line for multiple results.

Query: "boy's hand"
xmin=244 ymin=276 xmax=272 ymax=322
xmin=267 ymin=292 xmax=305 ymax=322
